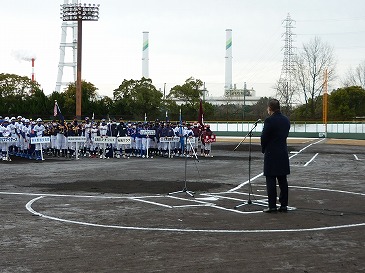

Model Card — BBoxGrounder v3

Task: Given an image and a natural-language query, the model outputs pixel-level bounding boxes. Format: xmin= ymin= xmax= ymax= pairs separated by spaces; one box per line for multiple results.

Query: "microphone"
xmin=254 ymin=119 xmax=262 ymax=125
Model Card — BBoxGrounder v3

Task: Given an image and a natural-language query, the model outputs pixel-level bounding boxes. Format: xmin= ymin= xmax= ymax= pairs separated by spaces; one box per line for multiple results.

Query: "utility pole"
xmin=323 ymin=68 xmax=328 ymax=136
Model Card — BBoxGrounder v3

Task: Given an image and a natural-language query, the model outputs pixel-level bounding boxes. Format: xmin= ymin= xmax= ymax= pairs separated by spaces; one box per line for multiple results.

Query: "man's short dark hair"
xmin=268 ymin=99 xmax=280 ymax=112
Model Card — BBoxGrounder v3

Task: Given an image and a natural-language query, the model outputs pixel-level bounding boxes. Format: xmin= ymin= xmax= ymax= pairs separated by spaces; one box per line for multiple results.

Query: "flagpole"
xmin=54 ymin=100 xmax=58 ymax=117
xmin=179 ymin=108 xmax=184 ymax=155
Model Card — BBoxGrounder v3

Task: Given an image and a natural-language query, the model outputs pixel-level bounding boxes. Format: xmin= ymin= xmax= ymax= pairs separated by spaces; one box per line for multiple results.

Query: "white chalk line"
xmin=167 ymin=195 xmax=215 ymax=206
xmin=130 ymin=198 xmax=173 ymax=208
xmin=354 ymin=154 xmax=363 ymax=161
xmin=226 ymin=185 xmax=365 ymax=197
xmin=227 ymin=172 xmax=264 ymax=193
xmin=289 ymin=186 xmax=365 ymax=197
xmin=6 ymin=138 xmax=365 ymax=233
xmin=25 ymin=195 xmax=365 ymax=233
xmin=304 ymin=153 xmax=319 ymax=167
xmin=227 ymin=138 xmax=326 ymax=193
xmin=21 ymin=184 xmax=365 ymax=233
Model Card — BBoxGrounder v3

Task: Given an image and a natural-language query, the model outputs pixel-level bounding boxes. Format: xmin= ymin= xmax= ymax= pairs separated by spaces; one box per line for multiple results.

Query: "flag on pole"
xmin=53 ymin=102 xmax=57 ymax=117
xmin=165 ymin=110 xmax=169 ymax=122
xmin=198 ymin=99 xmax=204 ymax=126
xmin=53 ymin=100 xmax=64 ymax=122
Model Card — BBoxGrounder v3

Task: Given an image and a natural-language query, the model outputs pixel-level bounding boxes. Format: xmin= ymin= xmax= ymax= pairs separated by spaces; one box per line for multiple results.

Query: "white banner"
xmin=0 ymin=137 xmax=18 ymax=143
xmin=117 ymin=137 xmax=131 ymax=144
xmin=30 ymin=136 xmax=51 ymax=144
xmin=93 ymin=136 xmax=116 ymax=144
xmin=159 ymin=136 xmax=180 ymax=143
xmin=67 ymin=136 xmax=87 ymax=143
xmin=140 ymin=129 xmax=156 ymax=136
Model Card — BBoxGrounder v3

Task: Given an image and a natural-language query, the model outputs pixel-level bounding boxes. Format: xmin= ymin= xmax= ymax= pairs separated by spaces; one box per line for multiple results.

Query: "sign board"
xmin=92 ymin=136 xmax=116 ymax=144
xmin=30 ymin=136 xmax=51 ymax=144
xmin=159 ymin=136 xmax=180 ymax=143
xmin=140 ymin=129 xmax=156 ymax=136
xmin=67 ymin=136 xmax=87 ymax=143
xmin=117 ymin=137 xmax=131 ymax=144
xmin=0 ymin=137 xmax=18 ymax=143
xmin=186 ymin=137 xmax=196 ymax=144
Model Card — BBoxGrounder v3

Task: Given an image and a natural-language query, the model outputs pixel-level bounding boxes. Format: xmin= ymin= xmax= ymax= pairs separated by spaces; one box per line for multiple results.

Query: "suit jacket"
xmin=260 ymin=111 xmax=290 ymax=176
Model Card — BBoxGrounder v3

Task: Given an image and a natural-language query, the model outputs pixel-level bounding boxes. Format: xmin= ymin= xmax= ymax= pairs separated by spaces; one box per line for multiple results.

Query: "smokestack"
xmin=225 ymin=29 xmax=232 ymax=95
xmin=11 ymin=50 xmax=36 ymax=81
xmin=142 ymin=31 xmax=149 ymax=78
xmin=31 ymin=58 xmax=35 ymax=82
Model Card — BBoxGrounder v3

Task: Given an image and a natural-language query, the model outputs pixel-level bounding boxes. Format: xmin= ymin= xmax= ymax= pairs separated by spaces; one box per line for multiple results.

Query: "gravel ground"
xmin=0 ymin=138 xmax=364 ymax=273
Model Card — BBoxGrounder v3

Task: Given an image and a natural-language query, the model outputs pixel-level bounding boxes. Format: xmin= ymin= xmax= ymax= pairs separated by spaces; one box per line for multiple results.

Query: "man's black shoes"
xmin=263 ymin=207 xmax=277 ymax=213
xmin=263 ymin=206 xmax=288 ymax=213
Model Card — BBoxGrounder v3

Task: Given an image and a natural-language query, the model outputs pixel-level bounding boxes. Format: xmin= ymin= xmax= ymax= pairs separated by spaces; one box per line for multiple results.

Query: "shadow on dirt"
xmin=30 ymin=179 xmax=228 ymax=194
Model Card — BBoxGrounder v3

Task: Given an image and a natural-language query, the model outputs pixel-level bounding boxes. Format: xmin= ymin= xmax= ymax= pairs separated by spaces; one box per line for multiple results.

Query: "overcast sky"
xmin=1 ymin=0 xmax=365 ymax=99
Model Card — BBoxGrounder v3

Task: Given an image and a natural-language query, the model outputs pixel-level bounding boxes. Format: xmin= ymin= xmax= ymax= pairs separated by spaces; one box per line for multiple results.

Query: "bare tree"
xmin=294 ymin=36 xmax=336 ymax=118
xmin=275 ymin=79 xmax=298 ymax=116
xmin=342 ymin=60 xmax=365 ymax=88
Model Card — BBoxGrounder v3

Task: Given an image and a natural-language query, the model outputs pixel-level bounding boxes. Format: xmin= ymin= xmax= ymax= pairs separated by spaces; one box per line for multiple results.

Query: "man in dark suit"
xmin=261 ymin=99 xmax=290 ymax=213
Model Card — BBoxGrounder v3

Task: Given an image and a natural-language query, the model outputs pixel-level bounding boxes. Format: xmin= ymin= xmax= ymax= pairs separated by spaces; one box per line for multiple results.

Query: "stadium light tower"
xmin=60 ymin=3 xmax=100 ymax=119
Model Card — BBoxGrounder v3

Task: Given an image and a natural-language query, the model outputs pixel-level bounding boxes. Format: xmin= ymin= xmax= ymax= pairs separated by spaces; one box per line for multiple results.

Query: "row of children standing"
xmin=0 ymin=115 xmax=215 ymax=160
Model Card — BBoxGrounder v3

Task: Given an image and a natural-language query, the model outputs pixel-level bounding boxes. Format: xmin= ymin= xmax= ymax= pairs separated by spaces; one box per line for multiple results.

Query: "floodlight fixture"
xmin=60 ymin=3 xmax=100 ymax=119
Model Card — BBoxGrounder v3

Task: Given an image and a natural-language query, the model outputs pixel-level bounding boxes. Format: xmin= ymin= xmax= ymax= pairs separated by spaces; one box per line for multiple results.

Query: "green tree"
xmin=291 ymin=96 xmax=323 ymax=121
xmin=165 ymin=77 xmax=204 ymax=121
xmin=62 ymin=81 xmax=99 ymax=119
xmin=94 ymin=96 xmax=113 ymax=119
xmin=167 ymin=77 xmax=203 ymax=106
xmin=250 ymin=97 xmax=270 ymax=120
xmin=25 ymin=89 xmax=50 ymax=118
xmin=329 ymin=86 xmax=365 ymax=120
xmin=0 ymin=73 xmax=41 ymax=115
xmin=201 ymin=101 xmax=215 ymax=122
xmin=113 ymin=77 xmax=162 ymax=120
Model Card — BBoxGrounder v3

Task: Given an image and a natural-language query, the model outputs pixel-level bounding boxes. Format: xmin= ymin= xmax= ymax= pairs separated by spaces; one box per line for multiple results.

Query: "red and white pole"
xmin=31 ymin=58 xmax=35 ymax=81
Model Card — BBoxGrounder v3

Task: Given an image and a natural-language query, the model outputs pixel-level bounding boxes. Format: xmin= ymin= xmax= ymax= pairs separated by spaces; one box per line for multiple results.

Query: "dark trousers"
xmin=265 ymin=175 xmax=288 ymax=208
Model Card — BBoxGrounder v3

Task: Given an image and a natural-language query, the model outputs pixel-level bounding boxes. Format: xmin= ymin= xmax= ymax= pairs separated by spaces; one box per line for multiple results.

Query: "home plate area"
xmin=25 ymin=184 xmax=365 ymax=233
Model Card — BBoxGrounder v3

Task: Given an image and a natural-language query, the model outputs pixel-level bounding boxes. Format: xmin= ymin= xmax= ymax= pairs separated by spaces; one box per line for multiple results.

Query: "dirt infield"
xmin=1 ymin=138 xmax=364 ymax=272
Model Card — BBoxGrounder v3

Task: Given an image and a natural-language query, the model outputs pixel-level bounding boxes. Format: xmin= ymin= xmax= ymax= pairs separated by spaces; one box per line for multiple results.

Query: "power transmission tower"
xmin=55 ymin=0 xmax=78 ymax=92
xmin=277 ymin=13 xmax=296 ymax=113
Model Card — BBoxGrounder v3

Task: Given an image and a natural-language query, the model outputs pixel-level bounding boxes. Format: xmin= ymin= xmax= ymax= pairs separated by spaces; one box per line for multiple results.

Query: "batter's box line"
xmin=199 ymin=193 xmax=267 ymax=203
xmin=200 ymin=193 xmax=298 ymax=212
xmin=167 ymin=194 xmax=268 ymax=214
xmin=129 ymin=195 xmax=262 ymax=214
xmin=202 ymin=190 xmax=267 ymax=199
xmin=167 ymin=195 xmax=215 ymax=206
xmin=173 ymin=204 xmax=212 ymax=208
xmin=129 ymin=195 xmax=216 ymax=209
xmin=129 ymin=197 xmax=173 ymax=208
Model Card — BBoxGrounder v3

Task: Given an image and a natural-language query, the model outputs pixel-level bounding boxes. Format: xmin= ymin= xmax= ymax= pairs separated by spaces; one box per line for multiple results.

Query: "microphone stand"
xmin=169 ymin=136 xmax=199 ymax=197
xmin=234 ymin=120 xmax=262 ymax=209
